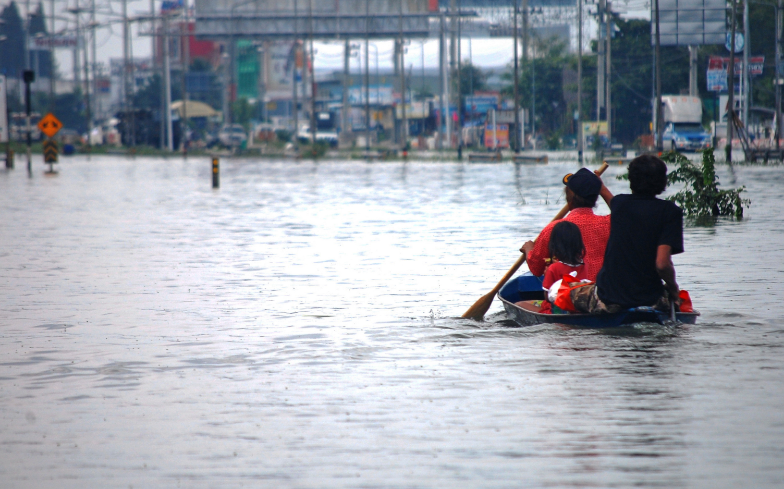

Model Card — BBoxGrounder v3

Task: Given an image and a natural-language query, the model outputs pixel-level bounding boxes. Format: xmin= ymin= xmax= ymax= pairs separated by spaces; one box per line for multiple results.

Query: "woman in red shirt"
xmin=521 ymin=168 xmax=614 ymax=281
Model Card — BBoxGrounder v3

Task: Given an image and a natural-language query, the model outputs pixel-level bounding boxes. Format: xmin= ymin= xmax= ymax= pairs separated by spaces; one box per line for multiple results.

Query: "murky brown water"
xmin=1 ymin=155 xmax=783 ymax=488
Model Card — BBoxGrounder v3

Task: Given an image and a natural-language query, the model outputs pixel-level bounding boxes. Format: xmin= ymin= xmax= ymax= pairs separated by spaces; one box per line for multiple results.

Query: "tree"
xmin=28 ymin=3 xmax=54 ymax=79
xmin=608 ymin=18 xmax=692 ymax=144
xmin=33 ymin=91 xmax=86 ymax=132
xmin=231 ymin=97 xmax=255 ymax=129
xmin=504 ymin=35 xmax=573 ymax=138
xmin=460 ymin=61 xmax=486 ymax=96
xmin=132 ymin=74 xmax=182 ymax=111
xmin=747 ymin=2 xmax=777 ymax=109
xmin=0 ymin=2 xmax=25 ymax=79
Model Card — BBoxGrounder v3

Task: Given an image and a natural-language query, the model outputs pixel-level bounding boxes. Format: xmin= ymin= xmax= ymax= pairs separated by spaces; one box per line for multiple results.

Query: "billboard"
xmin=465 ymin=93 xmax=499 ymax=115
xmin=348 ymin=85 xmax=395 ymax=106
xmin=707 ymin=55 xmax=766 ymax=92
xmin=264 ymin=41 xmax=311 ymax=100
xmin=652 ymin=0 xmax=726 ymax=46
xmin=27 ymin=35 xmax=78 ymax=49
xmin=195 ymin=0 xmax=432 ymax=39
xmin=484 ymin=123 xmax=509 ymax=149
xmin=395 ymin=101 xmax=430 ymax=119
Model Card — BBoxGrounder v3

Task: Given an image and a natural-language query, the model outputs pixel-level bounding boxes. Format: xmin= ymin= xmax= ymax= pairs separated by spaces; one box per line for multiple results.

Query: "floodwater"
xmin=1 ymin=155 xmax=783 ymax=488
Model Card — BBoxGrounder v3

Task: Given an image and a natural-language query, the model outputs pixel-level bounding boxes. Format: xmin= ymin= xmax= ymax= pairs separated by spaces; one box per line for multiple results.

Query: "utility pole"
xmin=309 ymin=0 xmax=316 ymax=145
xmin=365 ymin=0 xmax=370 ymax=152
xmin=122 ymin=0 xmax=130 ymax=147
xmin=91 ymin=0 xmax=97 ymax=128
xmin=182 ymin=3 xmax=190 ymax=156
xmin=655 ymin=0 xmax=663 ymax=151
xmin=522 ymin=0 xmax=528 ymax=65
xmin=456 ymin=0 xmax=462 ymax=159
xmin=438 ymin=11 xmax=445 ymax=149
xmin=342 ymin=40 xmax=350 ymax=139
xmin=689 ymin=46 xmax=698 ymax=96
xmin=24 ymin=0 xmax=30 ymax=72
xmin=522 ymin=0 xmax=528 ymax=148
xmin=443 ymin=13 xmax=451 ymax=149
xmin=776 ymin=0 xmax=782 ymax=152
xmin=597 ymin=0 xmax=605 ymax=124
xmin=513 ymin=0 xmax=520 ymax=153
xmin=163 ymin=12 xmax=173 ymax=151
xmin=727 ymin=0 xmax=737 ymax=161
xmin=577 ymin=0 xmax=583 ymax=163
xmin=742 ymin=0 xmax=750 ymax=127
xmin=83 ymin=10 xmax=91 ymax=151
xmin=450 ymin=0 xmax=457 ymax=154
xmin=73 ymin=0 xmax=80 ymax=89
xmin=605 ymin=0 xmax=611 ymax=142
xmin=293 ymin=0 xmax=299 ymax=153
xmin=399 ymin=0 xmax=407 ymax=151
xmin=49 ymin=0 xmax=54 ymax=109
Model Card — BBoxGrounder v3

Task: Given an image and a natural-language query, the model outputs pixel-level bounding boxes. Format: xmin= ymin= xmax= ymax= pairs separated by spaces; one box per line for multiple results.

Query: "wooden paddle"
xmin=461 ymin=162 xmax=610 ymax=321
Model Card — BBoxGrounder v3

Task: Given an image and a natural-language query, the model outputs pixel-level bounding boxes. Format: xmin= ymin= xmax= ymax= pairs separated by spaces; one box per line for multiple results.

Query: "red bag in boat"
xmin=554 ymin=276 xmax=594 ymax=312
xmin=678 ymin=290 xmax=693 ymax=313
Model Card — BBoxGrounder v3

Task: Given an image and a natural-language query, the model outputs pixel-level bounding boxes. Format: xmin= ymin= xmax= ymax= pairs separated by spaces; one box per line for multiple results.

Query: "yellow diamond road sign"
xmin=37 ymin=113 xmax=62 ymax=138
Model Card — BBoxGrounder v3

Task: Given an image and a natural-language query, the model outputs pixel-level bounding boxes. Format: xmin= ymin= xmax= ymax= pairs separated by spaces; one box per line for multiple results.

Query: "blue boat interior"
xmin=499 ymin=273 xmax=546 ymax=303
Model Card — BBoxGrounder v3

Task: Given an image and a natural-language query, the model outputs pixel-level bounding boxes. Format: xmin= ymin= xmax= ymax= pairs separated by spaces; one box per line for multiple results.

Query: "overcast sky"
xmin=15 ymin=0 xmax=650 ymax=80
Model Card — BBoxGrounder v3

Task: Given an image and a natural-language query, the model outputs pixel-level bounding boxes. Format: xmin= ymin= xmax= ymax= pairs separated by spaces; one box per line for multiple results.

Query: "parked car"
xmin=662 ymin=122 xmax=712 ymax=152
xmin=217 ymin=124 xmax=247 ymax=148
xmin=297 ymin=126 xmax=339 ymax=148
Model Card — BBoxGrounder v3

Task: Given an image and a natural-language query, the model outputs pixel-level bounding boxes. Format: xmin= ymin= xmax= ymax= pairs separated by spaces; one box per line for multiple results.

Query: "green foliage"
xmin=33 ymin=90 xmax=87 ymax=133
xmin=545 ymin=131 xmax=561 ymax=150
xmin=302 ymin=141 xmax=328 ymax=159
xmin=274 ymin=129 xmax=292 ymax=143
xmin=615 ymin=149 xmax=750 ymax=221
xmin=231 ymin=98 xmax=255 ymax=130
xmin=133 ymin=74 xmax=182 ymax=111
xmin=503 ymin=36 xmax=572 ymax=137
xmin=0 ymin=2 xmax=26 ymax=78
xmin=459 ymin=61 xmax=487 ymax=96
xmin=663 ymin=149 xmax=750 ymax=220
xmin=607 ymin=19 xmax=691 ymax=144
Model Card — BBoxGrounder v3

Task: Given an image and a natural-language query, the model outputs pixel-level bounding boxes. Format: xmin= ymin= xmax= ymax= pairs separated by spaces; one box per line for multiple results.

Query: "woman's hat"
xmin=563 ymin=168 xmax=601 ymax=199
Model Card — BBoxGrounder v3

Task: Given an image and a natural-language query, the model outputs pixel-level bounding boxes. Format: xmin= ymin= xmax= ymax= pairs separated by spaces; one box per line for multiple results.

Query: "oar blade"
xmin=462 ymin=292 xmax=494 ymax=321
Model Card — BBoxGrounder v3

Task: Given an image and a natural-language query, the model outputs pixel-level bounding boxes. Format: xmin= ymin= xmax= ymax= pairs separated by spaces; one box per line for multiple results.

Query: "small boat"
xmin=498 ymin=273 xmax=699 ymax=328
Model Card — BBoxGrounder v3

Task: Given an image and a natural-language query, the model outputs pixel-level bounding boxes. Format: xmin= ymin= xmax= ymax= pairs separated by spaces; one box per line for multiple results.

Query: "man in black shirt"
xmin=572 ymin=155 xmax=683 ymax=313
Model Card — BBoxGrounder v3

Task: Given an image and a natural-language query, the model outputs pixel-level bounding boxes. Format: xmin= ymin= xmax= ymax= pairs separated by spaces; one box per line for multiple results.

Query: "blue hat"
xmin=563 ymin=168 xmax=601 ymax=199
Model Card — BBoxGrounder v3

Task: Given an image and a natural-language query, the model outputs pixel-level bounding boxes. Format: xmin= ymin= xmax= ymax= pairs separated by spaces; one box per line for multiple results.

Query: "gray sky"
xmin=23 ymin=0 xmax=650 ymax=80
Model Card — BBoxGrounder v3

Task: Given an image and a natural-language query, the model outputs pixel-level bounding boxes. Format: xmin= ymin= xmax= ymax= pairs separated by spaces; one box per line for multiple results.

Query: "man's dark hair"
xmin=549 ymin=221 xmax=585 ymax=265
xmin=568 ymin=191 xmax=599 ymax=208
xmin=628 ymin=155 xmax=668 ymax=196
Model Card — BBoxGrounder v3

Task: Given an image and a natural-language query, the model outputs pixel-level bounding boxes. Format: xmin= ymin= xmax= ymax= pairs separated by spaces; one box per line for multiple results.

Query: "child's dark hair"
xmin=548 ymin=221 xmax=585 ymax=265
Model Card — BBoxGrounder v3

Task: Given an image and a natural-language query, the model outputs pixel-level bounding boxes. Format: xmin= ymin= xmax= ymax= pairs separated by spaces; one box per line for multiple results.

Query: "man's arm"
xmin=599 ymin=182 xmax=614 ymax=207
xmin=520 ymin=223 xmax=554 ymax=277
xmin=656 ymin=244 xmax=680 ymax=301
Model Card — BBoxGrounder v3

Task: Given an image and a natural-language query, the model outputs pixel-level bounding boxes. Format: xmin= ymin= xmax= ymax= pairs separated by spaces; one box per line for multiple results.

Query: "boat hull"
xmin=498 ymin=273 xmax=699 ymax=328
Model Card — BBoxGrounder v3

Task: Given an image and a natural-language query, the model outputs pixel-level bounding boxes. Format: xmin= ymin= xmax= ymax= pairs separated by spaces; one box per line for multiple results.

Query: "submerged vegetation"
xmin=618 ymin=148 xmax=750 ymax=221
xmin=662 ymin=149 xmax=750 ymax=220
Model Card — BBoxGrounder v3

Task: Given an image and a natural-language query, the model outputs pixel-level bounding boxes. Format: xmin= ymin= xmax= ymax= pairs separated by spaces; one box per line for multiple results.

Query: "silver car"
xmin=218 ymin=124 xmax=248 ymax=147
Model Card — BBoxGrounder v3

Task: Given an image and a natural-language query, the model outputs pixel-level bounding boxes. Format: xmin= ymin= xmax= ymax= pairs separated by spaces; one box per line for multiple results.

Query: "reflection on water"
xmin=1 ymin=157 xmax=782 ymax=488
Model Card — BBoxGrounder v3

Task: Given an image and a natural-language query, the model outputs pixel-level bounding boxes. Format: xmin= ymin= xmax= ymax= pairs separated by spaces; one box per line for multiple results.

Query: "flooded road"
xmin=1 ymin=156 xmax=783 ymax=488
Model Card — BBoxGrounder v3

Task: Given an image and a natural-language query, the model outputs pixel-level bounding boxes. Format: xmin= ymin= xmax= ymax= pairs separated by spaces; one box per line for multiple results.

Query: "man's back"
xmin=597 ymin=194 xmax=683 ymax=308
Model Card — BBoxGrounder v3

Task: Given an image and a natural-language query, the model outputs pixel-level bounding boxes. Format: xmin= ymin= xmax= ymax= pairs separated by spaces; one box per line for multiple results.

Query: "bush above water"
xmin=617 ymin=148 xmax=750 ymax=221
xmin=662 ymin=149 xmax=749 ymax=220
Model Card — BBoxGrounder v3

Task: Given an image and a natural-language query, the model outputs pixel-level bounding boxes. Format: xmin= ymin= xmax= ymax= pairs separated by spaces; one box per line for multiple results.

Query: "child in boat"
xmin=540 ymin=221 xmax=588 ymax=314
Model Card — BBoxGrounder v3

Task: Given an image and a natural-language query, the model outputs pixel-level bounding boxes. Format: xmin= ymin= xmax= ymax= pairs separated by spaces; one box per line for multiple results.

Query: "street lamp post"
xmin=368 ymin=43 xmax=379 ymax=123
